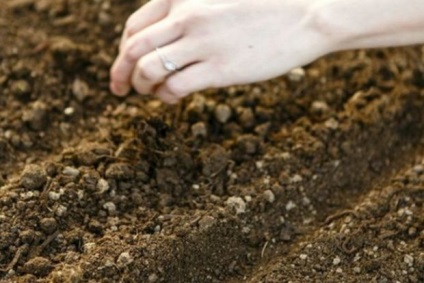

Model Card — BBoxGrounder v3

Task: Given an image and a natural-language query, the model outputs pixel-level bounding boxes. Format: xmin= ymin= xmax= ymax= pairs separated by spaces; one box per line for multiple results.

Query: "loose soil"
xmin=1 ymin=1 xmax=424 ymax=282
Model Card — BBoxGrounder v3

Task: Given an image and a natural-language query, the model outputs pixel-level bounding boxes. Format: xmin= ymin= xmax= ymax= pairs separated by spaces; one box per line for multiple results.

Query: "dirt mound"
xmin=0 ymin=1 xmax=423 ymax=282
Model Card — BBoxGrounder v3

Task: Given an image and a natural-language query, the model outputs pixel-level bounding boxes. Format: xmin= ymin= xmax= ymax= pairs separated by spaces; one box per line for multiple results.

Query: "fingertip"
xmin=110 ymin=82 xmax=130 ymax=97
xmin=156 ymin=89 xmax=179 ymax=105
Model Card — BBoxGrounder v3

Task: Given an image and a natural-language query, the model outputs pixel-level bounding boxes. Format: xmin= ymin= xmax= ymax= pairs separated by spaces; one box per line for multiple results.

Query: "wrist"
xmin=309 ymin=0 xmax=424 ymax=51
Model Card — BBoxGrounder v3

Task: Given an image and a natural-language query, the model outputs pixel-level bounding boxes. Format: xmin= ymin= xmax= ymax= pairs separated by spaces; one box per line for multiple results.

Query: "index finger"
xmin=120 ymin=0 xmax=172 ymax=51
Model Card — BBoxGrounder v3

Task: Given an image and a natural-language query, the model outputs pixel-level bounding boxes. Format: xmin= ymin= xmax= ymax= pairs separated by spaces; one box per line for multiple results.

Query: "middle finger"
xmin=110 ymin=19 xmax=184 ymax=95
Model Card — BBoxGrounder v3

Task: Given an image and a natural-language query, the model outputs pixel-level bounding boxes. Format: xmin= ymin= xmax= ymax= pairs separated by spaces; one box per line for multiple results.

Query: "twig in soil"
xmin=387 ymin=187 xmax=424 ymax=212
xmin=189 ymin=216 xmax=202 ymax=226
xmin=28 ymin=230 xmax=60 ymax=259
xmin=340 ymin=236 xmax=358 ymax=255
xmin=324 ymin=210 xmax=359 ymax=225
xmin=39 ymin=178 xmax=53 ymax=209
xmin=0 ymin=244 xmax=28 ymax=273
xmin=261 ymin=241 xmax=269 ymax=258
xmin=335 ymin=227 xmax=362 ymax=255
xmin=210 ymin=160 xmax=234 ymax=179
xmin=378 ymin=230 xmax=400 ymax=240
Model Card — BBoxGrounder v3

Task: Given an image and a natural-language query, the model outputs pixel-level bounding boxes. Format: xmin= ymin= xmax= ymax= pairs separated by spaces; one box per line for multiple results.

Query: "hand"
xmin=110 ymin=0 xmax=333 ymax=104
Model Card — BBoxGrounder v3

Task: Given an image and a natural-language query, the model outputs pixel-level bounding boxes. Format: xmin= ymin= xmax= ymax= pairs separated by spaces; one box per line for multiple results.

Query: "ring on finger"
xmin=155 ymin=47 xmax=180 ymax=72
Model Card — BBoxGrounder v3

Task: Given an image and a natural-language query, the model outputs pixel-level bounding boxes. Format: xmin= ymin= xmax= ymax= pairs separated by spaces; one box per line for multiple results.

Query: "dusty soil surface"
xmin=1 ymin=1 xmax=424 ymax=282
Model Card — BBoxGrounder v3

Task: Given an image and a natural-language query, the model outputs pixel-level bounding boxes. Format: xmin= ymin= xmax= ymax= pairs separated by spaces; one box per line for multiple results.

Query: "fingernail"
xmin=111 ymin=83 xmax=130 ymax=96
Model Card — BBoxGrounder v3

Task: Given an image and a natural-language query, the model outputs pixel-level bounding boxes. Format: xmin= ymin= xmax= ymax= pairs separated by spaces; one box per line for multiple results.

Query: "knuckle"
xmin=122 ymin=35 xmax=153 ymax=62
xmin=170 ymin=19 xmax=184 ymax=34
xmin=122 ymin=41 xmax=139 ymax=62
xmin=124 ymin=16 xmax=138 ymax=36
xmin=175 ymin=7 xmax=207 ymax=29
xmin=123 ymin=37 xmax=151 ymax=62
xmin=137 ymin=59 xmax=156 ymax=81
xmin=186 ymin=8 xmax=208 ymax=24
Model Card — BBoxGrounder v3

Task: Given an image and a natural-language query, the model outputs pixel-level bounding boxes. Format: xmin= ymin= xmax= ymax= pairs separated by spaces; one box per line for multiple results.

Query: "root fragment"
xmin=324 ymin=210 xmax=359 ymax=225
xmin=0 ymin=244 xmax=29 ymax=273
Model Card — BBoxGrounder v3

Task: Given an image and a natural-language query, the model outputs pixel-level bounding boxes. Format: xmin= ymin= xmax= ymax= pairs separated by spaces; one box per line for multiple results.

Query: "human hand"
xmin=110 ymin=0 xmax=334 ymax=104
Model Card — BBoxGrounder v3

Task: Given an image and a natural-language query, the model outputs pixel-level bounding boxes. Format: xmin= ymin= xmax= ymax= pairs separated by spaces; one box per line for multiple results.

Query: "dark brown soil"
xmin=1 ymin=1 xmax=424 ymax=282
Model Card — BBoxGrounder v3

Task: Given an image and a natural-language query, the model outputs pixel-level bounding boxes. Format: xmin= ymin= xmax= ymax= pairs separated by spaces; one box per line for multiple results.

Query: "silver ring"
xmin=155 ymin=47 xmax=179 ymax=72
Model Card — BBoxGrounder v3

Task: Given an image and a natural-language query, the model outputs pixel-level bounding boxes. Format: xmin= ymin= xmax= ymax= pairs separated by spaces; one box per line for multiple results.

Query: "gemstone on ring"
xmin=156 ymin=47 xmax=179 ymax=72
xmin=164 ymin=61 xmax=179 ymax=72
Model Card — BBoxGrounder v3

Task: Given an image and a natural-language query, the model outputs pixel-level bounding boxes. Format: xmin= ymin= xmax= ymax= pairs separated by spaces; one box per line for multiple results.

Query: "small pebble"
xmin=39 ymin=218 xmax=58 ymax=234
xmin=404 ymin=254 xmax=414 ymax=265
xmin=20 ymin=164 xmax=47 ymax=190
xmin=299 ymin=254 xmax=308 ymax=260
xmin=10 ymin=79 xmax=31 ymax=97
xmin=105 ymin=163 xmax=134 ymax=180
xmin=23 ymin=101 xmax=48 ymax=131
xmin=263 ymin=190 xmax=275 ymax=203
xmin=255 ymin=161 xmax=264 ymax=170
xmin=83 ymin=242 xmax=96 ymax=254
xmin=191 ymin=122 xmax=207 ymax=138
xmin=285 ymin=201 xmax=297 ymax=211
xmin=287 ymin=67 xmax=306 ymax=82
xmin=412 ymin=164 xmax=424 ymax=174
xmin=22 ymin=257 xmax=53 ymax=277
xmin=238 ymin=107 xmax=255 ymax=128
xmin=48 ymin=191 xmax=61 ymax=201
xmin=324 ymin=118 xmax=339 ymax=130
xmin=98 ymin=11 xmax=112 ymax=26
xmin=72 ymin=78 xmax=90 ymax=101
xmin=97 ymin=178 xmax=109 ymax=194
xmin=215 ymin=104 xmax=232 ymax=123
xmin=103 ymin=202 xmax=116 ymax=215
xmin=64 ymin=107 xmax=75 ymax=116
xmin=116 ymin=251 xmax=133 ymax=267
xmin=333 ymin=256 xmax=341 ymax=265
xmin=186 ymin=94 xmax=206 ymax=114
xmin=408 ymin=227 xmax=417 ymax=236
xmin=55 ymin=205 xmax=67 ymax=216
xmin=198 ymin=216 xmax=216 ymax=229
xmin=7 ymin=269 xmax=15 ymax=277
xmin=148 ymin=273 xmax=158 ymax=282
xmin=226 ymin=196 xmax=246 ymax=215
xmin=353 ymin=267 xmax=361 ymax=274
xmin=62 ymin=166 xmax=80 ymax=177
xmin=191 ymin=184 xmax=200 ymax=190
xmin=291 ymin=174 xmax=303 ymax=183
xmin=20 ymin=230 xmax=35 ymax=244
xmin=311 ymin=101 xmax=330 ymax=116
xmin=302 ymin=197 xmax=311 ymax=206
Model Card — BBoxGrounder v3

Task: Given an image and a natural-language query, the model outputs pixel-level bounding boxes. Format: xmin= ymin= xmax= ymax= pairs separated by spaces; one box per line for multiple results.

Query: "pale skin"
xmin=110 ymin=0 xmax=424 ymax=104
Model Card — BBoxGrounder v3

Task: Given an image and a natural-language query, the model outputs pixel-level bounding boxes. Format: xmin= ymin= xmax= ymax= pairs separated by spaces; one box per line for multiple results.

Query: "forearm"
xmin=311 ymin=0 xmax=424 ymax=52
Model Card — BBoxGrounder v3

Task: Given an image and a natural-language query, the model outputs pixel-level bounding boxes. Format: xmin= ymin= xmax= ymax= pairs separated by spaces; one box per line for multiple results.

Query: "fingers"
xmin=120 ymin=0 xmax=172 ymax=51
xmin=155 ymin=63 xmax=218 ymax=104
xmin=131 ymin=39 xmax=201 ymax=95
xmin=110 ymin=19 xmax=184 ymax=96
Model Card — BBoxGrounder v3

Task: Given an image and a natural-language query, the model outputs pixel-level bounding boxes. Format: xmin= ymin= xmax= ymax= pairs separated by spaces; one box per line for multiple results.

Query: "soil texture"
xmin=1 ymin=1 xmax=424 ymax=282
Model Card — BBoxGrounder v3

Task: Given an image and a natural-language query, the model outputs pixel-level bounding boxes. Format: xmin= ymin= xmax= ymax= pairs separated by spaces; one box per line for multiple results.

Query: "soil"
xmin=1 ymin=1 xmax=424 ymax=283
